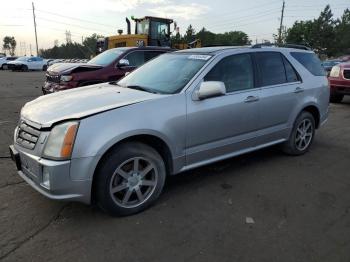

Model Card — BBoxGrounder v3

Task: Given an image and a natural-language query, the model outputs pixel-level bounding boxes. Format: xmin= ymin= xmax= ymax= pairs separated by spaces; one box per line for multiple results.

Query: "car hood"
xmin=21 ymin=83 xmax=162 ymax=128
xmin=47 ymin=63 xmax=102 ymax=74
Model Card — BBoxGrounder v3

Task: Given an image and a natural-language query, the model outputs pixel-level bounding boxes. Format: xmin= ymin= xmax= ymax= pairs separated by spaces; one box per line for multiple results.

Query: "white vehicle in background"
xmin=7 ymin=56 xmax=48 ymax=71
xmin=0 ymin=56 xmax=18 ymax=70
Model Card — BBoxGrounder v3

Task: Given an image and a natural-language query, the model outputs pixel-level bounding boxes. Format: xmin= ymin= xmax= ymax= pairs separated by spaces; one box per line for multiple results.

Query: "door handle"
xmin=244 ymin=96 xmax=259 ymax=103
xmin=294 ymin=87 xmax=304 ymax=93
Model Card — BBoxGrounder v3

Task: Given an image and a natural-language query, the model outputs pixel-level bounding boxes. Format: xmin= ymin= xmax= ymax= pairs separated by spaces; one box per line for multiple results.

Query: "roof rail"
xmin=251 ymin=43 xmax=311 ymax=51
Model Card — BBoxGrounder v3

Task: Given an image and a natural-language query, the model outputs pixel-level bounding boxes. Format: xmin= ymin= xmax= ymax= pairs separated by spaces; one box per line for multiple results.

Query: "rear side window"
xmin=291 ymin=52 xmax=326 ymax=76
xmin=282 ymin=56 xmax=300 ymax=82
xmin=256 ymin=52 xmax=286 ymax=86
xmin=204 ymin=53 xmax=254 ymax=93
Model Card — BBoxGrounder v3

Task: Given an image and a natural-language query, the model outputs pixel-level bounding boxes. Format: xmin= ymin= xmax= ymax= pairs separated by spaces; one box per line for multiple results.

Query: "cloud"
xmin=148 ymin=3 xmax=210 ymax=20
xmin=94 ymin=0 xmax=169 ymax=12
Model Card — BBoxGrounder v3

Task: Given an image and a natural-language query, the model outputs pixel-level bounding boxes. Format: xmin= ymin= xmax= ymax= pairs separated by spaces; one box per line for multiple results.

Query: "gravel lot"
xmin=1 ymin=70 xmax=350 ymax=262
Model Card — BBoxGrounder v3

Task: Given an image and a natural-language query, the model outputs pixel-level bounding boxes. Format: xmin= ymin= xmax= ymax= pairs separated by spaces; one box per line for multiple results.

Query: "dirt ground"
xmin=0 ymin=70 xmax=350 ymax=262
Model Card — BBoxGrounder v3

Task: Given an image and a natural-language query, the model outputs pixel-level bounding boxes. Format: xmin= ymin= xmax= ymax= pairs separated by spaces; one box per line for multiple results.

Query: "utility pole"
xmin=278 ymin=0 xmax=285 ymax=44
xmin=32 ymin=2 xmax=39 ymax=55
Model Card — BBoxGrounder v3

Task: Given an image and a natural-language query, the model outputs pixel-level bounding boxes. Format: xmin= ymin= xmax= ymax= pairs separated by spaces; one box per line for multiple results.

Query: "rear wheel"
xmin=1 ymin=64 xmax=8 ymax=70
xmin=330 ymin=93 xmax=344 ymax=103
xmin=282 ymin=111 xmax=315 ymax=155
xmin=95 ymin=142 xmax=166 ymax=216
xmin=43 ymin=65 xmax=48 ymax=71
xmin=22 ymin=65 xmax=28 ymax=72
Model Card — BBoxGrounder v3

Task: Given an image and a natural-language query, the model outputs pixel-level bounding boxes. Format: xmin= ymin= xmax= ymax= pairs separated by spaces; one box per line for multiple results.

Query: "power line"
xmin=36 ymin=17 xmax=112 ymax=34
xmin=35 ymin=9 xmax=117 ymax=29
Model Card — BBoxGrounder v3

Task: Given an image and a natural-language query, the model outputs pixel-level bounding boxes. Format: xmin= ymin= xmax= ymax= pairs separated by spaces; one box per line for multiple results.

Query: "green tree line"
xmin=282 ymin=5 xmax=350 ymax=57
xmin=39 ymin=34 xmax=102 ymax=59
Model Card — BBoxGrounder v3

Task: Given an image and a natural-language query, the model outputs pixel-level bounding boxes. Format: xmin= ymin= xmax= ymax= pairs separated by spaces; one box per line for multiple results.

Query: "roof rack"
xmin=251 ymin=43 xmax=311 ymax=51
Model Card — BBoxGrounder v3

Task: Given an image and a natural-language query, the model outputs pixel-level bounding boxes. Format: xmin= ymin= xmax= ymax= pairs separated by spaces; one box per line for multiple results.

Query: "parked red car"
xmin=328 ymin=63 xmax=350 ymax=103
xmin=43 ymin=46 xmax=173 ymax=94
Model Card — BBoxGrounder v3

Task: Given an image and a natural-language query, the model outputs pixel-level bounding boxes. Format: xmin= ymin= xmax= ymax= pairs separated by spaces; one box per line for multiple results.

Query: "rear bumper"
xmin=9 ymin=145 xmax=92 ymax=204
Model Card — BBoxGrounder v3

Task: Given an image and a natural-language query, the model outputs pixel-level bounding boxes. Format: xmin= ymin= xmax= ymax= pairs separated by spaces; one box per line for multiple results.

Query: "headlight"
xmin=61 ymin=75 xmax=73 ymax=82
xmin=43 ymin=121 xmax=79 ymax=160
xmin=329 ymin=66 xmax=340 ymax=78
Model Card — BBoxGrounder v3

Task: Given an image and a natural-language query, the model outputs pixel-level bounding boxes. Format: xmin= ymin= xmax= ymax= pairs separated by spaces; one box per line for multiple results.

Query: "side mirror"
xmin=118 ymin=58 xmax=130 ymax=68
xmin=195 ymin=81 xmax=226 ymax=100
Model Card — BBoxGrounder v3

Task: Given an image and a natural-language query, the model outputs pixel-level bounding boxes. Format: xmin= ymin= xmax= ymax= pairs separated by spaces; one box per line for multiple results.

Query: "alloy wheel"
xmin=109 ymin=157 xmax=158 ymax=208
xmin=295 ymin=119 xmax=313 ymax=151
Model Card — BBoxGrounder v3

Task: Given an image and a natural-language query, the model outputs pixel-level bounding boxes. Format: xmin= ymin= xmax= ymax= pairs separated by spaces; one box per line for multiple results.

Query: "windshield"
xmin=136 ymin=19 xmax=150 ymax=34
xmin=118 ymin=53 xmax=211 ymax=94
xmin=16 ymin=57 xmax=28 ymax=61
xmin=88 ymin=49 xmax=124 ymax=66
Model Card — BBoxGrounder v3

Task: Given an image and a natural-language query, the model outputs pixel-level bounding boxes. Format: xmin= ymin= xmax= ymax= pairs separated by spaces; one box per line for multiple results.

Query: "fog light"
xmin=42 ymin=167 xmax=51 ymax=189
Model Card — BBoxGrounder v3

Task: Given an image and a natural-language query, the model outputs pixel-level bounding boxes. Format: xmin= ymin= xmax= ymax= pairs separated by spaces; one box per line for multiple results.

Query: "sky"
xmin=0 ymin=0 xmax=349 ymax=56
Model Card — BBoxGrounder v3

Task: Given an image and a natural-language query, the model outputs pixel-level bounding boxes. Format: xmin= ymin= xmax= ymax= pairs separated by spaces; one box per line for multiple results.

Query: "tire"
xmin=22 ymin=65 xmax=28 ymax=72
xmin=1 ymin=64 xmax=8 ymax=70
xmin=330 ymin=94 xmax=344 ymax=103
xmin=95 ymin=142 xmax=166 ymax=216
xmin=282 ymin=111 xmax=315 ymax=156
xmin=43 ymin=65 xmax=48 ymax=71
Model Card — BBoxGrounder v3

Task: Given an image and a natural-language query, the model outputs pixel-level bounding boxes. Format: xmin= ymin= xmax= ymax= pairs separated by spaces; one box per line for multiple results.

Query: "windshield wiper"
xmin=125 ymin=85 xmax=159 ymax=94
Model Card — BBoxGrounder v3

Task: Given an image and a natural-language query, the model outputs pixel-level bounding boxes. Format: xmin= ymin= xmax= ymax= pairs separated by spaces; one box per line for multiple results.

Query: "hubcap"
xmin=295 ymin=119 xmax=313 ymax=151
xmin=109 ymin=157 xmax=158 ymax=208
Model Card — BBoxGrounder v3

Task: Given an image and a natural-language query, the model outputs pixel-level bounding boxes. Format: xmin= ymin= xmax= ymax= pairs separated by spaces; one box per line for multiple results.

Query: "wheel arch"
xmin=301 ymin=104 xmax=321 ymax=128
xmin=91 ymin=134 xmax=174 ymax=203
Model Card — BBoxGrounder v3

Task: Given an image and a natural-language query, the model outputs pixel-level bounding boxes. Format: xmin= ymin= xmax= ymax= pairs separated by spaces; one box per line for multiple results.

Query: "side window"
xmin=282 ymin=56 xmax=300 ymax=82
xmin=204 ymin=54 xmax=254 ymax=93
xmin=124 ymin=51 xmax=145 ymax=67
xmin=256 ymin=52 xmax=286 ymax=86
xmin=144 ymin=51 xmax=164 ymax=62
xmin=290 ymin=52 xmax=326 ymax=76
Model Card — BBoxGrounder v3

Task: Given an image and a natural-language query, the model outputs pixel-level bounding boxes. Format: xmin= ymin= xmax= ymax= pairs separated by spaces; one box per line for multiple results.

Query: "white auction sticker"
xmin=188 ymin=55 xmax=212 ymax=61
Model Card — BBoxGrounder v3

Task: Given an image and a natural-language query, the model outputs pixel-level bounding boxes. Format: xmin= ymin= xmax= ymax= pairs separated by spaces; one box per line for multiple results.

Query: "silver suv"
xmin=10 ymin=46 xmax=329 ymax=216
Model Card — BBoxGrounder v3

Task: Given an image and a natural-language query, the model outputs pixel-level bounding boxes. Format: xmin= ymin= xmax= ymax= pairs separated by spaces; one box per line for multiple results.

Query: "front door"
xmin=186 ymin=53 xmax=261 ymax=167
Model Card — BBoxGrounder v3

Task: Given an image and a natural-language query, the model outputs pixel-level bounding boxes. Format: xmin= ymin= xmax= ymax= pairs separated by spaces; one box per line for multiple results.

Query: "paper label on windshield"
xmin=188 ymin=55 xmax=211 ymax=61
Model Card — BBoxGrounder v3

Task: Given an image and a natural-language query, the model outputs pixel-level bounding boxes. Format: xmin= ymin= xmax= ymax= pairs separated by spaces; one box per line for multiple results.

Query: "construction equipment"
xmin=96 ymin=16 xmax=201 ymax=54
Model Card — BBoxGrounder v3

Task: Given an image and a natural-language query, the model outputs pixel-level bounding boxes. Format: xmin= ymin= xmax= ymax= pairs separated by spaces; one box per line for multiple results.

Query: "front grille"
xmin=343 ymin=70 xmax=350 ymax=80
xmin=46 ymin=74 xmax=60 ymax=83
xmin=16 ymin=121 xmax=41 ymax=150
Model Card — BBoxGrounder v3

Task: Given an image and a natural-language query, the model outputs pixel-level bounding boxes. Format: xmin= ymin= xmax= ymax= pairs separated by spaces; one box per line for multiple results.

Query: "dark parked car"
xmin=328 ymin=63 xmax=350 ymax=103
xmin=43 ymin=47 xmax=174 ymax=94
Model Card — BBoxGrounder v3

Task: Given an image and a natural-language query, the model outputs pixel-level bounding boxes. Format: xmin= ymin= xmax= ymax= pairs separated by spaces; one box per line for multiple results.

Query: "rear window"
xmin=291 ymin=52 xmax=326 ymax=76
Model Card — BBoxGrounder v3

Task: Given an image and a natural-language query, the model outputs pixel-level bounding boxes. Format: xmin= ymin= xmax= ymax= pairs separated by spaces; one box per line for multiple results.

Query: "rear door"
xmin=254 ymin=51 xmax=302 ymax=145
xmin=186 ymin=53 xmax=261 ymax=166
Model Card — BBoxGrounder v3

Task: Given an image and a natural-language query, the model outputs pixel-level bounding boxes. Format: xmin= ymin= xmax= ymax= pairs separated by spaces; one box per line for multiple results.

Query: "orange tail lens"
xmin=60 ymin=124 xmax=78 ymax=158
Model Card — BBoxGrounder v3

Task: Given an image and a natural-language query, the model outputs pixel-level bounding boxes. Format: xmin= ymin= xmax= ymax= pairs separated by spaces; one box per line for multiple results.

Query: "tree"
xmin=184 ymin=24 xmax=196 ymax=42
xmin=83 ymin=33 xmax=104 ymax=58
xmin=335 ymin=8 xmax=350 ymax=55
xmin=2 ymin=36 xmax=17 ymax=56
xmin=285 ymin=5 xmax=340 ymax=57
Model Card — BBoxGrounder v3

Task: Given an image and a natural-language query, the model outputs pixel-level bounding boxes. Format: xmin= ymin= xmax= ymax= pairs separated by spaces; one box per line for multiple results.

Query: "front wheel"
xmin=22 ymin=65 xmax=28 ymax=72
xmin=95 ymin=142 xmax=166 ymax=216
xmin=282 ymin=111 xmax=315 ymax=155
xmin=43 ymin=65 xmax=48 ymax=71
